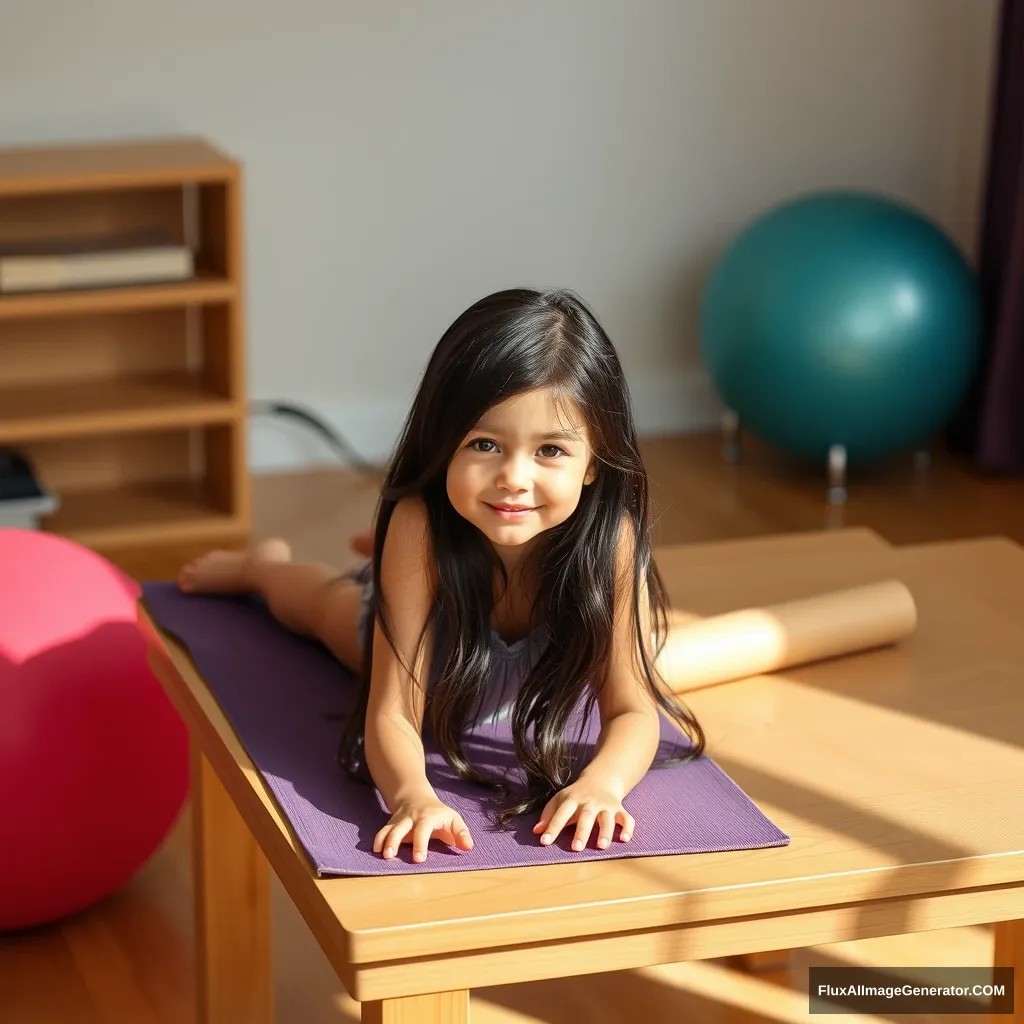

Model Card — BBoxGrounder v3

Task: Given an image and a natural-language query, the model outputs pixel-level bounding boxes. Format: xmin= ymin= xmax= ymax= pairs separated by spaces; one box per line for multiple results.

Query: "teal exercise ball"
xmin=700 ymin=191 xmax=982 ymax=465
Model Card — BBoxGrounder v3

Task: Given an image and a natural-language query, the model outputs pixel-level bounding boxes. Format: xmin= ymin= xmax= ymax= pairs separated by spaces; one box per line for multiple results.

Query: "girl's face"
xmin=446 ymin=387 xmax=597 ymax=564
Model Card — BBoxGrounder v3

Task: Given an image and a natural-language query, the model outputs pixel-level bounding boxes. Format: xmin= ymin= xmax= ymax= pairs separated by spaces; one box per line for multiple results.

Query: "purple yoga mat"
xmin=141 ymin=582 xmax=789 ymax=876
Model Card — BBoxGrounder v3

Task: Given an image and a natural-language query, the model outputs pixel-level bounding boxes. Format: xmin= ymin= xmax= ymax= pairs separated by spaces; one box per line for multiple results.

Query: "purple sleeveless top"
xmin=347 ymin=560 xmax=547 ymax=726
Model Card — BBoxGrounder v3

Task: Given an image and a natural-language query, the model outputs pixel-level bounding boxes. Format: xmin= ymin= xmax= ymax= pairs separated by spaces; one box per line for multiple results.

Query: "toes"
xmin=350 ymin=531 xmax=373 ymax=558
xmin=255 ymin=538 xmax=291 ymax=563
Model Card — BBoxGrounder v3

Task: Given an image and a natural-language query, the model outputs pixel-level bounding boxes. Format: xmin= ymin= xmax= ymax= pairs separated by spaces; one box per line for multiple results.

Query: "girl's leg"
xmin=178 ymin=539 xmax=367 ymax=674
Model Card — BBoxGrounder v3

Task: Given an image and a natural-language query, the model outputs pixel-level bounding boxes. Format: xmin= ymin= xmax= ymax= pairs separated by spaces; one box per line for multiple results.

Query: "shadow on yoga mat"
xmin=140 ymin=582 xmax=789 ymax=876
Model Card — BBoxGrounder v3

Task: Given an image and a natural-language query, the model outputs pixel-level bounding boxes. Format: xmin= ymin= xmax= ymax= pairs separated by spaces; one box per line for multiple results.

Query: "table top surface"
xmin=141 ymin=527 xmax=1024 ymax=965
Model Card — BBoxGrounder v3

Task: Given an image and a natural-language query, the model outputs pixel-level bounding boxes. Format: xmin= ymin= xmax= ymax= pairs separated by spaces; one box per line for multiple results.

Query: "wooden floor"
xmin=3 ymin=431 xmax=1020 ymax=1023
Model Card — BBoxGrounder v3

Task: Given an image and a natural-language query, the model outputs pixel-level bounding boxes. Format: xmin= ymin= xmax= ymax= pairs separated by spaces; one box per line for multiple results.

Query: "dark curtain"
xmin=948 ymin=0 xmax=1024 ymax=473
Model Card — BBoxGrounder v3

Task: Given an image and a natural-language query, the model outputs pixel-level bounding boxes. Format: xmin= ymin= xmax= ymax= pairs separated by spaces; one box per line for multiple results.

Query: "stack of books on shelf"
xmin=0 ymin=228 xmax=193 ymax=294
xmin=0 ymin=450 xmax=59 ymax=529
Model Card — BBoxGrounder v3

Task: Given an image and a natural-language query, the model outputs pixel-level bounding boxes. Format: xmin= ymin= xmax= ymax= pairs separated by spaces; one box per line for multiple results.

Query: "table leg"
xmin=993 ymin=921 xmax=1022 ymax=1022
xmin=193 ymin=746 xmax=273 ymax=1024
xmin=361 ymin=991 xmax=470 ymax=1023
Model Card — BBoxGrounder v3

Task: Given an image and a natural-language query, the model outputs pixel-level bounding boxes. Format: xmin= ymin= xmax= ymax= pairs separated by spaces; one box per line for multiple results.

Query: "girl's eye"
xmin=469 ymin=438 xmax=497 ymax=453
xmin=539 ymin=444 xmax=565 ymax=459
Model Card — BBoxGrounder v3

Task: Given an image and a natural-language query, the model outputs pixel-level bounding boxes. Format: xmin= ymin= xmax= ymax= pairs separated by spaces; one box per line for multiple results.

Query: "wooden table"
xmin=138 ymin=528 xmax=1024 ymax=1022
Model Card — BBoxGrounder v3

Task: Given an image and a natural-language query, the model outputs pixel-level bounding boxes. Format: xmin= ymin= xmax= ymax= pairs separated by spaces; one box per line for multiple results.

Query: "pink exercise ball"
xmin=0 ymin=528 xmax=189 ymax=931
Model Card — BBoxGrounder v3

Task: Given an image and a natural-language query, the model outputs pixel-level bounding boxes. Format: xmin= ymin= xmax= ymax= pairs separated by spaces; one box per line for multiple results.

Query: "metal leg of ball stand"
xmin=827 ymin=444 xmax=847 ymax=505
xmin=721 ymin=410 xmax=741 ymax=463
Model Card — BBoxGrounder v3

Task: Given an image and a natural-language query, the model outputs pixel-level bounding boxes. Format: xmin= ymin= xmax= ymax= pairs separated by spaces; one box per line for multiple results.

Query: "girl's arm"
xmin=577 ymin=517 xmax=662 ymax=799
xmin=363 ymin=495 xmax=439 ymax=811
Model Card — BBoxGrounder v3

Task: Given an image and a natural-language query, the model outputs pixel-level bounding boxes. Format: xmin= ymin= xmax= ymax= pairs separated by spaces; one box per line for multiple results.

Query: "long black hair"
xmin=338 ymin=287 xmax=705 ymax=827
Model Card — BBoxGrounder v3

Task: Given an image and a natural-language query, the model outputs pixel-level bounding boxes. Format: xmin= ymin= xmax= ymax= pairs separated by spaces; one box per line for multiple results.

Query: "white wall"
xmin=0 ymin=0 xmax=999 ymax=471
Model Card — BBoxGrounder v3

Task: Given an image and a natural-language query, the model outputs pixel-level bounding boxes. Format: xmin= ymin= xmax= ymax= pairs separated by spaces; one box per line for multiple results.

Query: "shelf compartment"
xmin=0 ymin=371 xmax=240 ymax=443
xmin=43 ymin=480 xmax=244 ymax=549
xmin=23 ymin=423 xmax=248 ymax=549
xmin=0 ymin=180 xmax=187 ymax=248
xmin=0 ymin=170 xmax=241 ymax=315
xmin=1 ymin=306 xmax=194 ymax=381
xmin=0 ymin=304 xmax=244 ymax=434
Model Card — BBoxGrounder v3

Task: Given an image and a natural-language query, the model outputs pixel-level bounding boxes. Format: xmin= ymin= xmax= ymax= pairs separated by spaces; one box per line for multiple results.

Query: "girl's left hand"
xmin=532 ymin=779 xmax=635 ymax=851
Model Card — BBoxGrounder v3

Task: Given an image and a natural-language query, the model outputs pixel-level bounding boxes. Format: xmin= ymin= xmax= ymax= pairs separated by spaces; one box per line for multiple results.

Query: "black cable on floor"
xmin=248 ymin=400 xmax=381 ymax=474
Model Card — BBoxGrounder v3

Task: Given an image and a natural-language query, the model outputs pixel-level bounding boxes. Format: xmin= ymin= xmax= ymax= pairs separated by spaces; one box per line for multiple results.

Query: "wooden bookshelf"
xmin=0 ymin=136 xmax=251 ymax=578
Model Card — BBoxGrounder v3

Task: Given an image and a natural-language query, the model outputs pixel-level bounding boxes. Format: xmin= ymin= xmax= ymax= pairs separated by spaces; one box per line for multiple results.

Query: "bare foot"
xmin=350 ymin=529 xmax=373 ymax=559
xmin=178 ymin=538 xmax=292 ymax=593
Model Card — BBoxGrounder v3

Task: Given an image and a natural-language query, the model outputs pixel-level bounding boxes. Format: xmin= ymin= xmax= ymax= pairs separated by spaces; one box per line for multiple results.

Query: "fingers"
xmin=538 ymin=798 xmax=577 ymax=846
xmin=535 ymin=802 xmax=636 ymax=850
xmin=373 ymin=817 xmax=412 ymax=859
xmin=595 ymin=809 xmax=617 ymax=849
xmin=431 ymin=813 xmax=474 ymax=853
xmin=373 ymin=809 xmax=475 ymax=862
xmin=411 ymin=817 xmax=435 ymax=863
xmin=532 ymin=796 xmax=559 ymax=837
xmin=617 ymin=809 xmax=635 ymax=843
xmin=572 ymin=807 xmax=598 ymax=851
xmin=450 ymin=814 xmax=474 ymax=851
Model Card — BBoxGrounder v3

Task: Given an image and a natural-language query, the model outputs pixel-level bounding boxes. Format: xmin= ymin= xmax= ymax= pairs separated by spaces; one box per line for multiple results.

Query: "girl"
xmin=178 ymin=288 xmax=706 ymax=863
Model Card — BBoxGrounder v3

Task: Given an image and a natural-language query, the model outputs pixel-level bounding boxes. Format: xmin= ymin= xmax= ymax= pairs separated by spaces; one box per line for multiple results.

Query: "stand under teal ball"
xmin=700 ymin=191 xmax=982 ymax=502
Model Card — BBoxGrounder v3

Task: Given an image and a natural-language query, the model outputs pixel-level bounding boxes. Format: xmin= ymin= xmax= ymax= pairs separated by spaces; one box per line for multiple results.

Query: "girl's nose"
xmin=497 ymin=452 xmax=532 ymax=490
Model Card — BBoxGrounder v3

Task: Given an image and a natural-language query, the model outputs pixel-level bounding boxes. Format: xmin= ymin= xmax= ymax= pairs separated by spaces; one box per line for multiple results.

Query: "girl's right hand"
xmin=373 ymin=796 xmax=474 ymax=862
